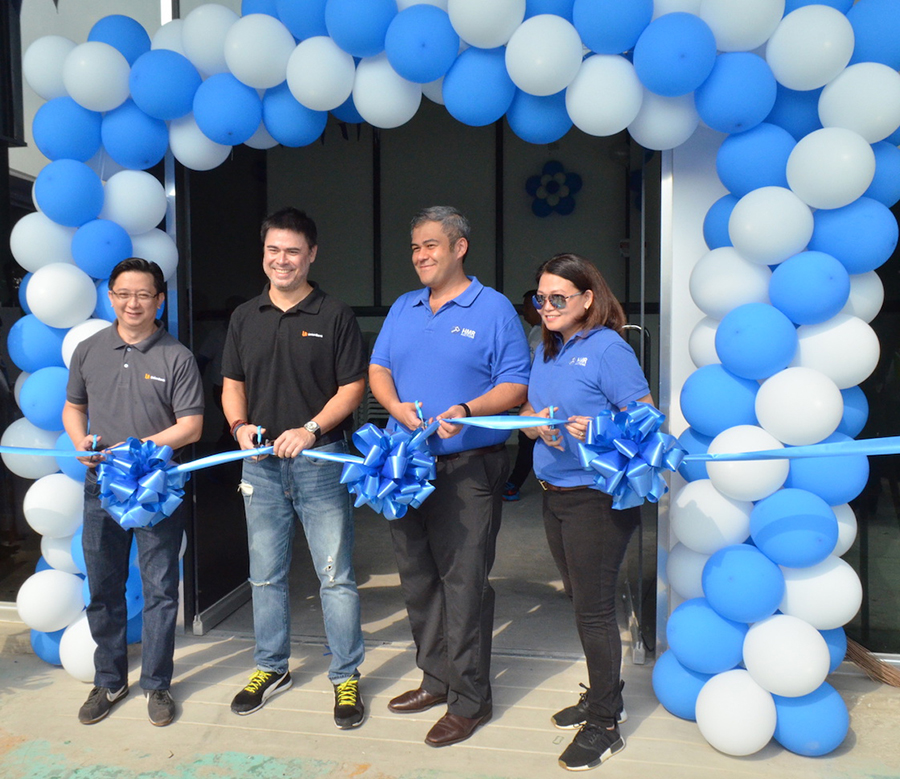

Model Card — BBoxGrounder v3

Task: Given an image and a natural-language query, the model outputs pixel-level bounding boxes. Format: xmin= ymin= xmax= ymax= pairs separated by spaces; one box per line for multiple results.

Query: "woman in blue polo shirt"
xmin=519 ymin=253 xmax=652 ymax=772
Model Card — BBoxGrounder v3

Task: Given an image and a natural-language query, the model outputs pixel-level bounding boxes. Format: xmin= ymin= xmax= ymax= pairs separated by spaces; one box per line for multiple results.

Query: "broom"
xmin=846 ymin=637 xmax=900 ymax=686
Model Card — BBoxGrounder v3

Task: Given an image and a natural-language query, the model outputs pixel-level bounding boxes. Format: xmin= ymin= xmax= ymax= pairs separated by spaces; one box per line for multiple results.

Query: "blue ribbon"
xmin=576 ymin=402 xmax=684 ymax=510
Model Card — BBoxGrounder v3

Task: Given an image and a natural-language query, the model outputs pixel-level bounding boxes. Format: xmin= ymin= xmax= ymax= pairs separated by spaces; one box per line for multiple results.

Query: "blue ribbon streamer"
xmin=448 ymin=415 xmax=570 ymax=430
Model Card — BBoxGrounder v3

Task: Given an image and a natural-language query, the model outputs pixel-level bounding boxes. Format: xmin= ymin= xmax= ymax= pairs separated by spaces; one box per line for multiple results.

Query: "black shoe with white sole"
xmin=558 ymin=723 xmax=625 ymax=771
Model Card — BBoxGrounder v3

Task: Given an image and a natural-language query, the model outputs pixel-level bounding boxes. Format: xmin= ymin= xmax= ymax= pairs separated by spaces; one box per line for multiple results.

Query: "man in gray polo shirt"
xmin=63 ymin=258 xmax=203 ymax=728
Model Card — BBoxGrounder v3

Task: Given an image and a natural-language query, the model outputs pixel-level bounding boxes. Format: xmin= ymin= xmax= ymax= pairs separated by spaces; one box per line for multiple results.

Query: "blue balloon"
xmin=34 ymin=159 xmax=104 ymax=228
xmin=848 ymin=0 xmax=900 ymax=69
xmin=863 ymin=141 xmax=900 ymax=208
xmin=714 ymin=303 xmax=797 ymax=380
xmin=19 ymin=272 xmax=32 ymax=314
xmin=702 ymin=544 xmax=785 ymax=623
xmin=507 ymin=89 xmax=572 ymax=145
xmin=836 ymin=386 xmax=868 ymax=438
xmin=773 ymin=683 xmax=849 ymax=756
xmin=676 ymin=427 xmax=713 ymax=482
xmin=70 ymin=523 xmax=87 ymax=575
xmin=57 ymin=431 xmax=89 ymax=483
xmin=88 ymin=14 xmax=151 ymax=66
xmin=30 ymin=628 xmax=65 ymax=666
xmin=243 ymin=0 xmax=278 ymax=16
xmin=385 ymin=5 xmax=458 ymax=84
xmin=130 ymin=49 xmax=202 ymax=121
xmin=820 ymin=627 xmax=847 ymax=674
xmin=35 ymin=556 xmax=52 ymax=573
xmin=82 ymin=574 xmax=91 ymax=607
xmin=573 ymin=0 xmax=652 ymax=54
xmin=808 ymin=197 xmax=899 ymax=274
xmin=633 ymin=13 xmax=717 ymax=97
xmin=193 ymin=74 xmax=263 ymax=146
xmin=703 ymin=194 xmax=737 ymax=249
xmin=667 ymin=597 xmax=747 ymax=674
xmin=7 ymin=314 xmax=66 ymax=372
xmin=750 ymin=488 xmax=838 ymax=568
xmin=101 ymin=99 xmax=169 ymax=171
xmin=716 ymin=123 xmax=795 ymax=198
xmin=764 ymin=84 xmax=823 ymax=141
xmin=785 ymin=432 xmax=870 ymax=505
xmin=262 ymin=82 xmax=328 ymax=147
xmin=769 ymin=251 xmax=851 ymax=325
xmin=276 ymin=0 xmax=327 ymax=40
xmin=32 ymin=97 xmax=102 ymax=162
xmin=651 ymin=649 xmax=712 ymax=721
xmin=331 ymin=93 xmax=365 ymax=124
xmin=94 ymin=279 xmax=117 ymax=322
xmin=127 ymin=611 xmax=143 ymax=644
xmin=525 ymin=0 xmax=575 ymax=22
xmin=679 ymin=364 xmax=759 ymax=438
xmin=72 ymin=219 xmax=134 ymax=280
xmin=20 ymin=366 xmax=69 ymax=431
xmin=325 ymin=0 xmax=396 ymax=58
xmin=443 ymin=47 xmax=516 ymax=127
xmin=785 ymin=0 xmax=852 ymax=11
xmin=695 ymin=53 xmax=777 ymax=135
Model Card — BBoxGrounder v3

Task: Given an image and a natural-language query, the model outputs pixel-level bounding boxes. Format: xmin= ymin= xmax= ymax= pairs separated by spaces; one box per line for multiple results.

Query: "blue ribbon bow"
xmin=577 ymin=402 xmax=684 ymax=510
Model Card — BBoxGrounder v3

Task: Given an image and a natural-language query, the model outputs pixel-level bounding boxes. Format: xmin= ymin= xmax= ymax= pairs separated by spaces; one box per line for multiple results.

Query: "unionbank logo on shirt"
xmin=450 ymin=325 xmax=476 ymax=339
xmin=569 ymin=357 xmax=588 ymax=367
xmin=145 ymin=374 xmax=166 ymax=383
xmin=302 ymin=331 xmax=324 ymax=338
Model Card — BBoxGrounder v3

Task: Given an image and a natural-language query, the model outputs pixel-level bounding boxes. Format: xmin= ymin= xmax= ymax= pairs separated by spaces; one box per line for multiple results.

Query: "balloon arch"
xmin=7 ymin=0 xmax=900 ymax=760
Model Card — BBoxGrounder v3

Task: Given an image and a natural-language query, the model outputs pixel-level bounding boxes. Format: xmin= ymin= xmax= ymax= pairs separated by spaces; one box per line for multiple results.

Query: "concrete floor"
xmin=2 ymin=480 xmax=900 ymax=778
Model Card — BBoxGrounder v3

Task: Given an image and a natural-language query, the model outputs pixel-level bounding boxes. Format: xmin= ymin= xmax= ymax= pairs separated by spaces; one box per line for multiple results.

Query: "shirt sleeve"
xmin=220 ymin=311 xmax=245 ymax=382
xmin=333 ymin=304 xmax=368 ymax=385
xmin=369 ymin=300 xmax=398 ymax=370
xmin=66 ymin=343 xmax=89 ymax=405
xmin=596 ymin=339 xmax=650 ymax=409
xmin=171 ymin=349 xmax=205 ymax=419
xmin=491 ymin=312 xmax=532 ymax=386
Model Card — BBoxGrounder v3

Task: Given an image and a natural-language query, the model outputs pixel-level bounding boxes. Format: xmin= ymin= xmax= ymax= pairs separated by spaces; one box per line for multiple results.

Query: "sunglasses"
xmin=533 ymin=291 xmax=584 ymax=310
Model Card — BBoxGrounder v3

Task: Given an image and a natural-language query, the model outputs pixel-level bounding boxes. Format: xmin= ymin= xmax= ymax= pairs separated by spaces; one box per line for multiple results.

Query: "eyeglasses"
xmin=533 ymin=291 xmax=584 ymax=310
xmin=110 ymin=291 xmax=159 ymax=303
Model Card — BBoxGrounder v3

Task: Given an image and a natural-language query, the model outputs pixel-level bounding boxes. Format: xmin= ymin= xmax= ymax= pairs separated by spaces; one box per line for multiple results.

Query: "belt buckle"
xmin=539 ymin=480 xmax=549 ymax=491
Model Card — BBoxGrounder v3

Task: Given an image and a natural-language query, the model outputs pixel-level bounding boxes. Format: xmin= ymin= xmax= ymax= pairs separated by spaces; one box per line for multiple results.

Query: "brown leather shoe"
xmin=388 ymin=687 xmax=448 ymax=714
xmin=425 ymin=712 xmax=492 ymax=747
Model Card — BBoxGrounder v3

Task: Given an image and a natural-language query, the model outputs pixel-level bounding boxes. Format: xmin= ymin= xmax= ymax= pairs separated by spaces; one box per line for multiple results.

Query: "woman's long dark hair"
xmin=535 ymin=253 xmax=627 ymax=361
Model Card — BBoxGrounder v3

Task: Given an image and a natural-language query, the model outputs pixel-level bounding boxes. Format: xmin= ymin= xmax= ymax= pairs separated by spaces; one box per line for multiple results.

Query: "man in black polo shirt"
xmin=221 ymin=207 xmax=367 ymax=729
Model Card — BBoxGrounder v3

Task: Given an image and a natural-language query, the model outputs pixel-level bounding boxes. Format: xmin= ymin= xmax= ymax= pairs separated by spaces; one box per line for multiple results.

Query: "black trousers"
xmin=542 ymin=488 xmax=640 ymax=726
xmin=389 ymin=447 xmax=508 ymax=719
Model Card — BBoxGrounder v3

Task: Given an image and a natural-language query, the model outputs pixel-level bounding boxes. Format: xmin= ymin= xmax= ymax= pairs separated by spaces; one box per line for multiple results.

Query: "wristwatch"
xmin=303 ymin=420 xmax=321 ymax=440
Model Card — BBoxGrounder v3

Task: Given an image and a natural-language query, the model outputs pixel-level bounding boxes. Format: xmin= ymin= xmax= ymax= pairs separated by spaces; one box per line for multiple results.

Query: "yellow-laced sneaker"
xmin=230 ymin=670 xmax=292 ymax=716
xmin=333 ymin=675 xmax=364 ymax=729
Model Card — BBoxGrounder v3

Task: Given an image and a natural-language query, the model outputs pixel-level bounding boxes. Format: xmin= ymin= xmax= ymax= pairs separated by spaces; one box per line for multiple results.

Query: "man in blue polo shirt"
xmin=369 ymin=206 xmax=530 ymax=747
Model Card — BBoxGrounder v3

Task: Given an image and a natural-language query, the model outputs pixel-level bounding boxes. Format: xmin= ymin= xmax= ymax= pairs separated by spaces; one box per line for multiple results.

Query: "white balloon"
xmin=152 ymin=19 xmax=188 ymax=56
xmin=422 ymin=76 xmax=445 ymax=104
xmin=85 ymin=147 xmax=127 ymax=182
xmin=14 ymin=372 xmax=29 ymax=410
xmin=169 ymin=114 xmax=232 ymax=172
xmin=653 ymin=0 xmax=701 ymax=19
xmin=755 ymin=367 xmax=843 ymax=446
xmin=287 ymin=36 xmax=356 ymax=112
xmin=182 ymin=3 xmax=240 ymax=76
xmin=707 ymin=425 xmax=789 ymax=502
xmin=224 ymin=13 xmax=296 ymax=90
xmin=60 ymin=613 xmax=97 ymax=683
xmin=40 ymin=534 xmax=81 ymax=575
xmin=841 ymin=271 xmax=884 ymax=324
xmin=26 ymin=263 xmax=97 ymax=329
xmin=447 ymin=0 xmax=525 ymax=48
xmin=100 ymin=171 xmax=168 ymax=236
xmin=743 ymin=615 xmax=830 ymax=698
xmin=698 ymin=0 xmax=784 ymax=52
xmin=689 ymin=316 xmax=719 ymax=368
xmin=819 ymin=62 xmax=900 ymax=144
xmin=832 ymin=503 xmax=857 ymax=557
xmin=695 ymin=670 xmax=776 ymax=756
xmin=780 ymin=555 xmax=863 ymax=630
xmin=688 ymin=247 xmax=772 ymax=320
xmin=566 ymin=55 xmax=644 ymax=138
xmin=244 ymin=121 xmax=280 ymax=150
xmin=398 ymin=0 xmax=448 ymax=8
xmin=62 ymin=42 xmax=130 ymax=113
xmin=666 ymin=542 xmax=708 ymax=600
xmin=23 ymin=35 xmax=76 ymax=100
xmin=62 ymin=319 xmax=112 ymax=368
xmin=10 ymin=212 xmax=76 ymax=272
xmin=16 ymin=569 xmax=84 ymax=633
xmin=728 ymin=186 xmax=814 ymax=266
xmin=786 ymin=128 xmax=876 ymax=210
xmin=627 ymin=90 xmax=700 ymax=151
xmin=765 ymin=5 xmax=854 ymax=91
xmin=23 ymin=473 xmax=84 ymax=538
xmin=352 ymin=53 xmax=422 ymax=130
xmin=131 ymin=229 xmax=179 ymax=282
xmin=791 ymin=314 xmax=880 ymax=390
xmin=505 ymin=15 xmax=582 ymax=97
xmin=1 ymin=418 xmax=59 ymax=480
xmin=670 ymin=479 xmax=752 ymax=555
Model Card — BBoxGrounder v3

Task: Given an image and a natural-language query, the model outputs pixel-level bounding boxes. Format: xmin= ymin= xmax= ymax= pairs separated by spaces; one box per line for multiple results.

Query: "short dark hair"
xmin=410 ymin=206 xmax=470 ymax=254
xmin=108 ymin=258 xmax=165 ymax=295
xmin=260 ymin=207 xmax=317 ymax=248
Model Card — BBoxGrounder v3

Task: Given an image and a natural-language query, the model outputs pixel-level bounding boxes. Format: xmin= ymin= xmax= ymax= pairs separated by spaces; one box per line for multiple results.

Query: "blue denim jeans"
xmin=82 ymin=470 xmax=184 ymax=691
xmin=240 ymin=440 xmax=364 ymax=683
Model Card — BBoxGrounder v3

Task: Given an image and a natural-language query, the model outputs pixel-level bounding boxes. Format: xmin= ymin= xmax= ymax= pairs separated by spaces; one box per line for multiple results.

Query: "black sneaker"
xmin=558 ymin=723 xmax=625 ymax=771
xmin=78 ymin=685 xmax=128 ymax=724
xmin=551 ymin=682 xmax=627 ymax=730
xmin=231 ymin=670 xmax=292 ymax=715
xmin=146 ymin=689 xmax=176 ymax=726
xmin=333 ymin=675 xmax=364 ymax=729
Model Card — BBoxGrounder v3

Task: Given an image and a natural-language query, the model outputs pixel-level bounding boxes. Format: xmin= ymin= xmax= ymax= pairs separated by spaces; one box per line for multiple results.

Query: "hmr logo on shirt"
xmin=569 ymin=357 xmax=588 ymax=367
xmin=302 ymin=331 xmax=324 ymax=338
xmin=450 ymin=326 xmax=476 ymax=339
xmin=145 ymin=374 xmax=166 ymax=383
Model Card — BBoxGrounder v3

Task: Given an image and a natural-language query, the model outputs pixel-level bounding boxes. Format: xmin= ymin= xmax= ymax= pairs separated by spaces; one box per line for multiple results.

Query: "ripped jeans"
xmin=240 ymin=440 xmax=364 ymax=683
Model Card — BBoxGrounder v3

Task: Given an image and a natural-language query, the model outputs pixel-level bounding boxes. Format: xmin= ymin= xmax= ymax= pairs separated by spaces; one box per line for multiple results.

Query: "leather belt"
xmin=312 ymin=430 xmax=345 ymax=449
xmin=436 ymin=442 xmax=506 ymax=462
xmin=539 ymin=480 xmax=589 ymax=492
